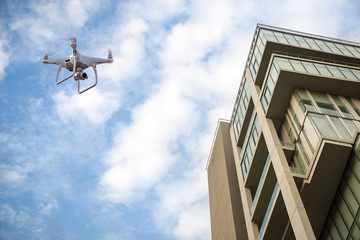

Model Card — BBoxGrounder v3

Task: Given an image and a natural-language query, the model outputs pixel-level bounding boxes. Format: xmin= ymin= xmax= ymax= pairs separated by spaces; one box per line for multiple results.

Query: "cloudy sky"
xmin=0 ymin=0 xmax=359 ymax=239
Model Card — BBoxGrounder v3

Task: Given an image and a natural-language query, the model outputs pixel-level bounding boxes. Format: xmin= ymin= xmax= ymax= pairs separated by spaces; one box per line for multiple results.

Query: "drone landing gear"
xmin=55 ymin=65 xmax=98 ymax=94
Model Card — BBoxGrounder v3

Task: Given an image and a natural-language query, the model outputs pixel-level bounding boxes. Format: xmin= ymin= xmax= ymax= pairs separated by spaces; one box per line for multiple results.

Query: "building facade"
xmin=207 ymin=25 xmax=360 ymax=240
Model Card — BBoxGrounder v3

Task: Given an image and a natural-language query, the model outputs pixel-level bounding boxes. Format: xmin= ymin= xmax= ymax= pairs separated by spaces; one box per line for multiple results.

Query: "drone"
xmin=42 ymin=37 xmax=113 ymax=94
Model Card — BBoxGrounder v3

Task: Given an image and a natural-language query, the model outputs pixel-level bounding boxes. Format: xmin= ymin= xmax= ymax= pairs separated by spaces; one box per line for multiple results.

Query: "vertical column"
xmin=246 ymin=70 xmax=316 ymax=240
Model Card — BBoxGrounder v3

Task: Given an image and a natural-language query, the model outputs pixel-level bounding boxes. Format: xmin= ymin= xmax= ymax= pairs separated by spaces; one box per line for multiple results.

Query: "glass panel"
xmin=309 ymin=113 xmax=337 ymax=138
xmin=350 ymin=69 xmax=360 ymax=80
xmin=330 ymin=117 xmax=351 ymax=140
xmin=261 ymin=29 xmax=278 ymax=42
xmin=335 ymin=43 xmax=353 ymax=57
xmin=336 ymin=194 xmax=354 ymax=229
xmin=325 ymin=41 xmax=343 ymax=54
xmin=289 ymin=59 xmax=306 ymax=72
xmin=304 ymin=37 xmax=322 ymax=51
xmin=344 ymin=45 xmax=360 ymax=58
xmin=340 ymin=180 xmax=358 ymax=216
xmin=283 ymin=33 xmax=300 ymax=46
xmin=311 ymin=91 xmax=339 ymax=116
xmin=347 ymin=98 xmax=360 ymax=117
xmin=294 ymin=36 xmax=310 ymax=48
xmin=302 ymin=61 xmax=319 ymax=74
xmin=314 ymin=39 xmax=332 ymax=52
xmin=331 ymin=95 xmax=353 ymax=118
xmin=314 ymin=63 xmax=333 ymax=77
xmin=339 ymin=67 xmax=358 ymax=81
xmin=327 ymin=65 xmax=346 ymax=78
xmin=275 ymin=58 xmax=293 ymax=70
xmin=343 ymin=119 xmax=358 ymax=137
xmin=274 ymin=31 xmax=289 ymax=44
xmin=331 ymin=206 xmax=349 ymax=238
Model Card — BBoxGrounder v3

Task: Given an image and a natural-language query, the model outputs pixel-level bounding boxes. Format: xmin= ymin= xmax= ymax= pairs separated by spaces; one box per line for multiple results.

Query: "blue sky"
xmin=0 ymin=0 xmax=360 ymax=239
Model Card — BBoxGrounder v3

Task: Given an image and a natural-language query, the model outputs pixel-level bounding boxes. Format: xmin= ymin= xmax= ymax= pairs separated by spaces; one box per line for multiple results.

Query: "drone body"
xmin=42 ymin=37 xmax=113 ymax=94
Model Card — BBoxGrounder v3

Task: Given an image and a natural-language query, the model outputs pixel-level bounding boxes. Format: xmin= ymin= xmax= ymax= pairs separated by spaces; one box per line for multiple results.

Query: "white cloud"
xmin=0 ymin=165 xmax=26 ymax=184
xmin=53 ymin=89 xmax=121 ymax=124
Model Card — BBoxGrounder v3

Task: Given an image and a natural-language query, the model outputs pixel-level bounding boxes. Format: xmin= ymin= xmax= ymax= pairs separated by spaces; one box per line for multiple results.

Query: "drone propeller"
xmin=41 ymin=53 xmax=54 ymax=60
xmin=63 ymin=37 xmax=77 ymax=42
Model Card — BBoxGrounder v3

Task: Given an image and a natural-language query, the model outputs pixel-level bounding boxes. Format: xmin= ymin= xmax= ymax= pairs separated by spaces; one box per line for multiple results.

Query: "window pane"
xmin=261 ymin=29 xmax=278 ymax=42
xmin=302 ymin=62 xmax=319 ymax=74
xmin=274 ymin=31 xmax=289 ymax=44
xmin=325 ymin=41 xmax=343 ymax=54
xmin=276 ymin=58 xmax=293 ymax=70
xmin=338 ymin=67 xmax=358 ymax=81
xmin=290 ymin=59 xmax=306 ymax=72
xmin=314 ymin=63 xmax=332 ymax=77
xmin=309 ymin=113 xmax=337 ymax=138
xmin=314 ymin=39 xmax=332 ymax=52
xmin=294 ymin=36 xmax=310 ymax=48
xmin=331 ymin=95 xmax=353 ymax=118
xmin=304 ymin=37 xmax=321 ymax=50
xmin=311 ymin=91 xmax=339 ymax=116
xmin=334 ymin=43 xmax=353 ymax=56
xmin=344 ymin=45 xmax=360 ymax=58
xmin=327 ymin=65 xmax=345 ymax=78
xmin=350 ymin=69 xmax=360 ymax=80
xmin=330 ymin=117 xmax=351 ymax=140
xmin=343 ymin=119 xmax=358 ymax=137
xmin=283 ymin=33 xmax=300 ymax=46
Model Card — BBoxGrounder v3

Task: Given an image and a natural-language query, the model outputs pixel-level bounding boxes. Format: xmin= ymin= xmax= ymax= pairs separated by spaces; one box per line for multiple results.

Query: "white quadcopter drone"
xmin=42 ymin=37 xmax=113 ymax=94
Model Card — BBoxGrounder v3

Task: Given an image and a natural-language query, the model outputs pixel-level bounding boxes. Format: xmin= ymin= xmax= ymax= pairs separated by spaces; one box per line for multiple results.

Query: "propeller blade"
xmin=41 ymin=53 xmax=54 ymax=60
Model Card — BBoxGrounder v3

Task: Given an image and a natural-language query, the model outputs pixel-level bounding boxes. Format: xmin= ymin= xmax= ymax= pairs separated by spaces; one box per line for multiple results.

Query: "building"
xmin=207 ymin=24 xmax=360 ymax=240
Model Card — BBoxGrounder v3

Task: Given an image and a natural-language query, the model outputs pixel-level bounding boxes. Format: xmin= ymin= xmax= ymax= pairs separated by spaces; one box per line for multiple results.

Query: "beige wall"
xmin=208 ymin=121 xmax=248 ymax=240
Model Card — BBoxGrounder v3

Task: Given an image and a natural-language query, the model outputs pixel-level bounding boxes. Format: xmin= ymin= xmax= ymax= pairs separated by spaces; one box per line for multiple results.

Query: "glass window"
xmin=294 ymin=36 xmax=310 ymax=48
xmin=330 ymin=117 xmax=351 ymax=140
xmin=261 ymin=29 xmax=278 ymax=42
xmin=276 ymin=58 xmax=293 ymax=70
xmin=269 ymin=65 xmax=279 ymax=82
xmin=342 ymin=119 xmax=358 ymax=137
xmin=314 ymin=63 xmax=332 ymax=77
xmin=311 ymin=92 xmax=339 ymax=116
xmin=347 ymin=98 xmax=360 ymax=117
xmin=304 ymin=37 xmax=322 ymax=51
xmin=283 ymin=33 xmax=300 ymax=46
xmin=294 ymin=89 xmax=317 ymax=113
xmin=314 ymin=39 xmax=332 ymax=52
xmin=274 ymin=32 xmax=289 ymax=44
xmin=331 ymin=95 xmax=353 ymax=118
xmin=344 ymin=45 xmax=360 ymax=58
xmin=302 ymin=61 xmax=319 ymax=74
xmin=350 ymin=69 xmax=360 ymax=80
xmin=324 ymin=41 xmax=343 ymax=55
xmin=289 ymin=59 xmax=306 ymax=72
xmin=334 ymin=43 xmax=353 ymax=57
xmin=338 ymin=67 xmax=358 ymax=81
xmin=309 ymin=113 xmax=337 ymax=138
xmin=326 ymin=65 xmax=345 ymax=78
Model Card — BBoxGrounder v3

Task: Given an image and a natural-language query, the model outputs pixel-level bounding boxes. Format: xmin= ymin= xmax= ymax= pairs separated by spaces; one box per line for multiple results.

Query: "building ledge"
xmin=266 ymin=70 xmax=360 ymax=130
xmin=254 ymin=41 xmax=360 ymax=88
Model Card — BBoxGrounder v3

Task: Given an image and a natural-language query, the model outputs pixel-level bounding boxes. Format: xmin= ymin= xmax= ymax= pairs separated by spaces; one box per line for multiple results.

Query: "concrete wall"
xmin=208 ymin=121 xmax=248 ymax=239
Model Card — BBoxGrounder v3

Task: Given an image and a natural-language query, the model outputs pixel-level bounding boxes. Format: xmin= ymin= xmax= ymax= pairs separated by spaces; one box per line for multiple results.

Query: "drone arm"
xmin=78 ymin=65 xmax=98 ymax=94
xmin=56 ymin=65 xmax=74 ymax=85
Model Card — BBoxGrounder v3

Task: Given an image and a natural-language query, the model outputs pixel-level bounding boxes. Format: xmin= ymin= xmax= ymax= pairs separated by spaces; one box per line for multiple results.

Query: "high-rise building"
xmin=207 ymin=24 xmax=360 ymax=240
